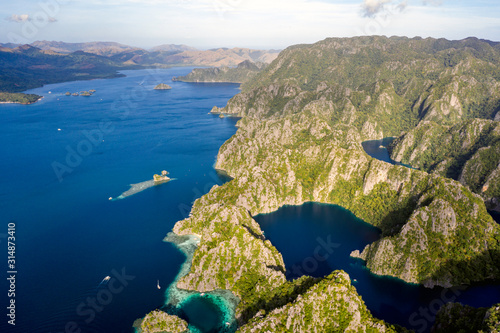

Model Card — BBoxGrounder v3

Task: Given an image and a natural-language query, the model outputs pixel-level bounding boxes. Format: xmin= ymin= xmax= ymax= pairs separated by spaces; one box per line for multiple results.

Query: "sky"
xmin=1 ymin=0 xmax=499 ymax=50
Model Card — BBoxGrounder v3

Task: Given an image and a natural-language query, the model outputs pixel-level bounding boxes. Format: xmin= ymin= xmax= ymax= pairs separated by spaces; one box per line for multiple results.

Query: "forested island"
xmin=138 ymin=36 xmax=500 ymax=332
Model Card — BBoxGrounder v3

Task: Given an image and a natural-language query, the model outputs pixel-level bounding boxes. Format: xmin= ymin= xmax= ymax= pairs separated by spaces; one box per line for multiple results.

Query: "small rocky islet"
xmin=65 ymin=89 xmax=96 ymax=97
xmin=154 ymin=83 xmax=172 ymax=90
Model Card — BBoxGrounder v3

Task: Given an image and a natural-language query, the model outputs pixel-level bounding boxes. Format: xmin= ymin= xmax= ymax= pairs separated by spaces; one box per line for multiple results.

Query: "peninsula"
xmin=172 ymin=60 xmax=266 ymax=84
xmin=138 ymin=36 xmax=500 ymax=332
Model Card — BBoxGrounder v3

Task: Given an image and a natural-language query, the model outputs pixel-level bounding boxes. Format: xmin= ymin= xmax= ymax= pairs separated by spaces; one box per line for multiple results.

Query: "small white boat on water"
xmin=98 ymin=276 xmax=111 ymax=286
xmin=157 ymin=280 xmax=161 ymax=289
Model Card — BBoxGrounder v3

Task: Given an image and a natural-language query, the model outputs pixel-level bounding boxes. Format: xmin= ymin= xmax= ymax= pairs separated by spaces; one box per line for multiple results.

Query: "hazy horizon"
xmin=3 ymin=34 xmax=500 ymax=53
xmin=1 ymin=0 xmax=499 ymax=50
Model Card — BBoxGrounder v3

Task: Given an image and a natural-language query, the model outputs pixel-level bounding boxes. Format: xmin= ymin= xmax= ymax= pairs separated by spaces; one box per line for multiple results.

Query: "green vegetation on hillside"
xmin=217 ymin=36 xmax=500 ymax=138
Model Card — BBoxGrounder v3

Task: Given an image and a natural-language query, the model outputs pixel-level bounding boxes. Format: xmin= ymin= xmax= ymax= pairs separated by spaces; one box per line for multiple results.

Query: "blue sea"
xmin=0 ymin=68 xmax=240 ymax=333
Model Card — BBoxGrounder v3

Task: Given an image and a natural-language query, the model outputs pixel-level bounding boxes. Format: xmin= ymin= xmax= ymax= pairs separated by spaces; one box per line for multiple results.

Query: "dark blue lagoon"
xmin=363 ymin=137 xmax=415 ymax=170
xmin=362 ymin=138 xmax=402 ymax=165
xmin=0 ymin=68 xmax=241 ymax=333
xmin=255 ymin=202 xmax=500 ymax=332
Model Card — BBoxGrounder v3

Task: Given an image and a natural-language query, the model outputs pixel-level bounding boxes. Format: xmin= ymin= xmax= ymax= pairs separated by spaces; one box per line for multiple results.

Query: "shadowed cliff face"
xmin=432 ymin=299 xmax=500 ymax=333
xmin=389 ymin=119 xmax=500 ymax=212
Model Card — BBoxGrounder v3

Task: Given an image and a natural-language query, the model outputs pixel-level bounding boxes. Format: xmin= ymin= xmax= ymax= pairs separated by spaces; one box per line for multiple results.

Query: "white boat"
xmin=157 ymin=280 xmax=161 ymax=289
xmin=98 ymin=276 xmax=111 ymax=285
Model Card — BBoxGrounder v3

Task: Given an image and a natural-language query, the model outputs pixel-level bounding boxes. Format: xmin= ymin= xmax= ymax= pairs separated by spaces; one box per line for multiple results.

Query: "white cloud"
xmin=360 ymin=0 xmax=443 ymax=18
xmin=5 ymin=13 xmax=57 ymax=23
xmin=361 ymin=0 xmax=392 ymax=17
xmin=421 ymin=0 xmax=443 ymax=5
xmin=6 ymin=14 xmax=31 ymax=22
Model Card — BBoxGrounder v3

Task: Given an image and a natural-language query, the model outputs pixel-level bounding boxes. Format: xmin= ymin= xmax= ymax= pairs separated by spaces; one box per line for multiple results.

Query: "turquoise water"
xmin=0 ymin=68 xmax=240 ymax=333
xmin=255 ymin=203 xmax=500 ymax=332
xmin=163 ymin=233 xmax=238 ymax=333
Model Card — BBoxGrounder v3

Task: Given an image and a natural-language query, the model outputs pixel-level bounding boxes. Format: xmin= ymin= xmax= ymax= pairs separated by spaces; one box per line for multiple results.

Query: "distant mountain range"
xmin=0 ymin=41 xmax=281 ymax=95
xmin=30 ymin=41 xmax=142 ymax=57
xmin=1 ymin=40 xmax=280 ymax=67
xmin=148 ymin=44 xmax=197 ymax=53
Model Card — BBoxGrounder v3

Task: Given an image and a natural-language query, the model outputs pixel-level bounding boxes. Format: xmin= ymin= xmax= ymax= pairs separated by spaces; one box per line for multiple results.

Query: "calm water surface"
xmin=0 ymin=68 xmax=240 ymax=333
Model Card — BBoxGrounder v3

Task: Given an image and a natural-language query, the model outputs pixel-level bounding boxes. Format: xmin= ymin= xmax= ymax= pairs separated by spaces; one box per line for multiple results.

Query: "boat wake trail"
xmin=109 ymin=177 xmax=174 ymax=201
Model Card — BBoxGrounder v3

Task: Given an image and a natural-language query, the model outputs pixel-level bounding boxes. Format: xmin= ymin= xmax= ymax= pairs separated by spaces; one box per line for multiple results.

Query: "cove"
xmin=254 ymin=202 xmax=500 ymax=332
xmin=0 ymin=68 xmax=241 ymax=333
xmin=362 ymin=138 xmax=413 ymax=168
